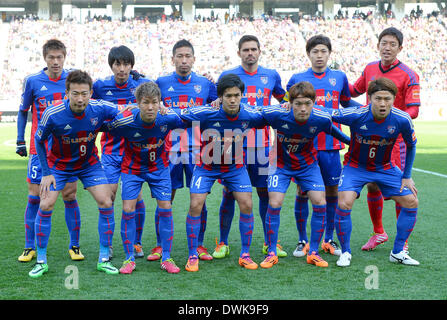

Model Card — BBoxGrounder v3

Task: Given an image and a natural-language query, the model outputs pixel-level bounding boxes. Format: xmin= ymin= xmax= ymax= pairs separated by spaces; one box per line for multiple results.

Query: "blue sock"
xmin=64 ymin=199 xmax=81 ymax=248
xmin=324 ymin=196 xmax=337 ymax=242
xmin=135 ymin=199 xmax=146 ymax=245
xmin=310 ymin=204 xmax=326 ymax=253
xmin=158 ymin=207 xmax=174 ymax=261
xmin=198 ymin=203 xmax=207 ymax=246
xmin=265 ymin=205 xmax=281 ymax=255
xmin=99 ymin=244 xmax=110 ymax=262
xmin=98 ymin=207 xmax=115 ymax=249
xmin=393 ymin=207 xmax=417 ymax=254
xmin=219 ymin=189 xmax=235 ymax=245
xmin=257 ymin=189 xmax=269 ymax=243
xmin=294 ymin=195 xmax=309 ymax=242
xmin=186 ymin=213 xmax=200 ymax=257
xmin=35 ymin=209 xmax=52 ymax=263
xmin=335 ymin=206 xmax=352 ymax=253
xmin=154 ymin=206 xmax=161 ymax=246
xmin=24 ymin=195 xmax=40 ymax=249
xmin=239 ymin=212 xmax=254 ymax=256
xmin=121 ymin=210 xmax=136 ymax=261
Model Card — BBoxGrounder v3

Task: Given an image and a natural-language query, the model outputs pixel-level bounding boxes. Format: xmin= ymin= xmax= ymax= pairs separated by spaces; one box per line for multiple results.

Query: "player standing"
xmin=103 ymin=82 xmax=185 ymax=274
xmin=152 ymin=39 xmax=217 ymax=262
xmin=260 ymin=81 xmax=350 ymax=268
xmin=349 ymin=27 xmax=420 ymax=251
xmin=214 ymin=35 xmax=286 ymax=259
xmin=333 ymin=77 xmax=419 ymax=267
xmin=16 ymin=39 xmax=83 ymax=263
xmin=285 ymin=35 xmax=360 ymax=258
xmin=92 ymin=45 xmax=151 ymax=259
xmin=30 ymin=70 xmax=120 ymax=278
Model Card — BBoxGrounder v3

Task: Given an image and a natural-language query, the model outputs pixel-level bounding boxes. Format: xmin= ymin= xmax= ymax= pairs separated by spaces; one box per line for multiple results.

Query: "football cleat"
xmin=262 ymin=242 xmax=288 ymax=257
xmin=69 ymin=246 xmax=85 ymax=261
xmin=361 ymin=232 xmax=388 ymax=251
xmin=212 ymin=240 xmax=230 ymax=259
xmin=336 ymin=252 xmax=352 ymax=267
xmin=185 ymin=255 xmax=199 ymax=272
xmin=160 ymin=258 xmax=181 ymax=274
xmin=119 ymin=259 xmax=136 ymax=274
xmin=133 ymin=244 xmax=144 ymax=258
xmin=238 ymin=254 xmax=258 ymax=270
xmin=260 ymin=252 xmax=278 ymax=269
xmin=321 ymin=240 xmax=342 ymax=256
xmin=389 ymin=250 xmax=419 ymax=266
xmin=307 ymin=251 xmax=328 ymax=267
xmin=18 ymin=248 xmax=36 ymax=262
xmin=293 ymin=240 xmax=309 ymax=257
xmin=29 ymin=262 xmax=48 ymax=278
xmin=97 ymin=259 xmax=119 ymax=275
xmin=197 ymin=245 xmax=213 ymax=261
xmin=147 ymin=246 xmax=162 ymax=261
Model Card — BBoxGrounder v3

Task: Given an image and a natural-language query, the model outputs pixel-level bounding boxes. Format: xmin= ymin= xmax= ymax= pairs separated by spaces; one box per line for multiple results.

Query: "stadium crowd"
xmin=1 ymin=14 xmax=446 ymax=103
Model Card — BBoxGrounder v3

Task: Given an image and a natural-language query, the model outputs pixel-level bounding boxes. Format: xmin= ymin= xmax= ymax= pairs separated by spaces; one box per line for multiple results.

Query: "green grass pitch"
xmin=0 ymin=121 xmax=446 ymax=300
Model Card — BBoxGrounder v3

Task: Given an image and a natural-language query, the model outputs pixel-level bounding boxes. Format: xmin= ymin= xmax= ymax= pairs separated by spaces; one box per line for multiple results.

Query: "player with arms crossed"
xmin=92 ymin=45 xmax=151 ymax=259
xmin=333 ymin=78 xmax=419 ymax=267
xmin=103 ymin=82 xmax=185 ymax=274
xmin=286 ymin=35 xmax=361 ymax=258
xmin=260 ymin=81 xmax=350 ymax=268
xmin=30 ymin=70 xmax=120 ymax=278
xmin=215 ymin=35 xmax=286 ymax=259
xmin=16 ymin=39 xmax=83 ymax=263
xmin=175 ymin=74 xmax=266 ymax=272
xmin=350 ymin=27 xmax=420 ymax=252
xmin=152 ymin=39 xmax=218 ymax=262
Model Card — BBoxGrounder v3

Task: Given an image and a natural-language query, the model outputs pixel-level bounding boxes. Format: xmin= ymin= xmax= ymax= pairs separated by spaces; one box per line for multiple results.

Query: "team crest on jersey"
xmin=329 ymin=78 xmax=336 ymax=86
xmin=309 ymin=126 xmax=317 ymax=134
xmin=241 ymin=121 xmax=249 ymax=129
xmin=130 ymin=88 xmax=136 ymax=96
xmin=260 ymin=76 xmax=268 ymax=84
xmin=387 ymin=125 xmax=396 ymax=134
xmin=194 ymin=85 xmax=202 ymax=94
xmin=90 ymin=117 xmax=98 ymax=126
xmin=160 ymin=125 xmax=168 ymax=133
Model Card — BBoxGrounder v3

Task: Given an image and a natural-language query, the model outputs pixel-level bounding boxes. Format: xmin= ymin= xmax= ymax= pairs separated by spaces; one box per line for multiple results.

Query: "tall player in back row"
xmin=214 ymin=35 xmax=286 ymax=259
xmin=16 ymin=39 xmax=83 ymax=263
xmin=285 ymin=35 xmax=361 ymax=259
xmin=350 ymin=27 xmax=421 ymax=252
xmin=92 ymin=45 xmax=151 ymax=259
xmin=153 ymin=39 xmax=218 ymax=262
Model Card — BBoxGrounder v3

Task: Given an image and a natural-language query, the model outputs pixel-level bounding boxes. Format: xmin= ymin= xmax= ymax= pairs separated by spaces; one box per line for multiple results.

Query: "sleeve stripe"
xmin=40 ymin=105 xmax=65 ymax=126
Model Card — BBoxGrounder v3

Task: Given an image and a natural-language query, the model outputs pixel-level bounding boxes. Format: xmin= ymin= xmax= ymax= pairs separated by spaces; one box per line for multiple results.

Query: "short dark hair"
xmin=367 ymin=77 xmax=398 ymax=97
xmin=288 ymin=81 xmax=316 ymax=103
xmin=238 ymin=35 xmax=260 ymax=50
xmin=42 ymin=39 xmax=66 ymax=58
xmin=108 ymin=45 xmax=135 ymax=69
xmin=66 ymin=70 xmax=93 ymax=91
xmin=306 ymin=34 xmax=332 ymax=53
xmin=378 ymin=27 xmax=403 ymax=47
xmin=217 ymin=74 xmax=245 ymax=97
xmin=172 ymin=39 xmax=194 ymax=56
xmin=135 ymin=81 xmax=161 ymax=103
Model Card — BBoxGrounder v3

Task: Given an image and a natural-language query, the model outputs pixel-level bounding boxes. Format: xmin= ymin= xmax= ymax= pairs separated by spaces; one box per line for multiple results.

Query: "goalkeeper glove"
xmin=16 ymin=140 xmax=27 ymax=157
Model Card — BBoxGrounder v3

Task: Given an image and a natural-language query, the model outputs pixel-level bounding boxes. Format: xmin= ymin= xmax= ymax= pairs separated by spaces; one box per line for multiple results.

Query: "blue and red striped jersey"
xmin=176 ymin=104 xmax=265 ymax=172
xmin=287 ymin=67 xmax=352 ymax=151
xmin=219 ymin=65 xmax=285 ymax=148
xmin=20 ymin=68 xmax=70 ymax=154
xmin=156 ymin=71 xmax=217 ymax=155
xmin=105 ymin=108 xmax=185 ymax=175
xmin=331 ymin=105 xmax=417 ymax=171
xmin=92 ymin=75 xmax=151 ymax=157
xmin=35 ymin=99 xmax=119 ymax=172
xmin=262 ymin=105 xmax=333 ymax=171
